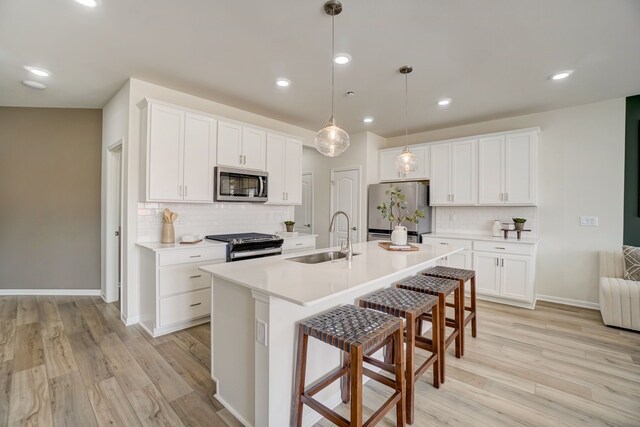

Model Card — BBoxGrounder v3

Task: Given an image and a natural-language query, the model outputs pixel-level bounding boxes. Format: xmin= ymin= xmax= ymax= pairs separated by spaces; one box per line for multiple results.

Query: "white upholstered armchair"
xmin=599 ymin=251 xmax=640 ymax=331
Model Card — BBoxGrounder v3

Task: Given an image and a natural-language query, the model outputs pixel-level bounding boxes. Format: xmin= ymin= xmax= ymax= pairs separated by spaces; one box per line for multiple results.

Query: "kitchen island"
xmin=199 ymin=241 xmax=461 ymax=427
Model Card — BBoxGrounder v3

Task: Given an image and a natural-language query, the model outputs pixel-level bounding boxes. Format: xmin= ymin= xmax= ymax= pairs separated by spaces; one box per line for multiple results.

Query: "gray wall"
xmin=0 ymin=107 xmax=102 ymax=290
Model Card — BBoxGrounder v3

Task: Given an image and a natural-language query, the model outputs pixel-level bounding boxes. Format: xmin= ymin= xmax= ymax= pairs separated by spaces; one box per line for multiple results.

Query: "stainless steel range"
xmin=205 ymin=233 xmax=284 ymax=262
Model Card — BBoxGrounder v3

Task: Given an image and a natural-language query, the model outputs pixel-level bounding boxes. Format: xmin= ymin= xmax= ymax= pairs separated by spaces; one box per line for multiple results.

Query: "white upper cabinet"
xmin=429 ymin=139 xmax=477 ymax=206
xmin=478 ymin=129 xmax=537 ymax=206
xmin=266 ymin=134 xmax=302 ymax=205
xmin=216 ymin=121 xmax=243 ymax=168
xmin=378 ymin=145 xmax=430 ymax=182
xmin=242 ymin=127 xmax=266 ymax=170
xmin=141 ymin=100 xmax=216 ymax=203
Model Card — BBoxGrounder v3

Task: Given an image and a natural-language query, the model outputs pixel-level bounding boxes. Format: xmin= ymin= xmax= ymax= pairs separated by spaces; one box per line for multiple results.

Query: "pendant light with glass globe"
xmin=395 ymin=65 xmax=417 ymax=178
xmin=314 ymin=0 xmax=350 ymax=157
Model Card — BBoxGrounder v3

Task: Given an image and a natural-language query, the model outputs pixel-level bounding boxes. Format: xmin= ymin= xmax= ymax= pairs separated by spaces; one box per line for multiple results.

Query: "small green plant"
xmin=512 ymin=218 xmax=527 ymax=223
xmin=377 ymin=185 xmax=425 ymax=227
xmin=284 ymin=221 xmax=295 ymax=226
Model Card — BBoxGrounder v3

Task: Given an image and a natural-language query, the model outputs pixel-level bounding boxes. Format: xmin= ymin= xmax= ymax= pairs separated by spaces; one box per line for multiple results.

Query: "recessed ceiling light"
xmin=363 ymin=117 xmax=374 ymax=123
xmin=22 ymin=80 xmax=46 ymax=90
xmin=24 ymin=66 xmax=50 ymax=77
xmin=74 ymin=0 xmax=100 ymax=7
xmin=334 ymin=54 xmax=351 ymax=65
xmin=550 ymin=70 xmax=574 ymax=80
xmin=438 ymin=98 xmax=452 ymax=106
xmin=276 ymin=78 xmax=290 ymax=87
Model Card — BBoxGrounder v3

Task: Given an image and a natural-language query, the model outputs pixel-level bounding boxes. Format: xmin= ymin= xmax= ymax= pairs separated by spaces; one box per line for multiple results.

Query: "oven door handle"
xmin=230 ymin=247 xmax=281 ymax=260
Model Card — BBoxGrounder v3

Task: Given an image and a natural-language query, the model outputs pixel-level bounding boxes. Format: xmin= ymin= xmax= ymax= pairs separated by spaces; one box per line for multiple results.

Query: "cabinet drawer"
xmin=282 ymin=236 xmax=316 ymax=252
xmin=421 ymin=237 xmax=472 ymax=250
xmin=159 ymin=262 xmax=219 ymax=297
xmin=473 ymin=240 xmax=533 ymax=256
xmin=159 ymin=288 xmax=211 ymax=326
xmin=158 ymin=246 xmax=226 ymax=266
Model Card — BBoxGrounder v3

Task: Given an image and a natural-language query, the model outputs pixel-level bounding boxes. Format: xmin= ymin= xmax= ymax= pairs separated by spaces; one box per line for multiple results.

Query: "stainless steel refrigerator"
xmin=367 ymin=182 xmax=432 ymax=243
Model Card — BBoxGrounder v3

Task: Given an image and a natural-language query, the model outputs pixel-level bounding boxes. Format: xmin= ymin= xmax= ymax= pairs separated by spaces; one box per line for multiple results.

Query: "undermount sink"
xmin=286 ymin=251 xmax=360 ymax=264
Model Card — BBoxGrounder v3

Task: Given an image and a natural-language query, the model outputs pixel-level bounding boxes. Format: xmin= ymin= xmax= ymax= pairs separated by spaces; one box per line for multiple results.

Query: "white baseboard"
xmin=123 ymin=315 xmax=140 ymax=326
xmin=0 ymin=289 xmax=101 ymax=296
xmin=214 ymin=394 xmax=253 ymax=427
xmin=536 ymin=294 xmax=599 ymax=310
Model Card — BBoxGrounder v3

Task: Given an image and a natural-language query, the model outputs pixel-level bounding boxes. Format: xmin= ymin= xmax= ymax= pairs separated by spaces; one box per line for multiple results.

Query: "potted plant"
xmin=284 ymin=220 xmax=295 ymax=232
xmin=513 ymin=217 xmax=527 ymax=231
xmin=377 ymin=186 xmax=425 ymax=245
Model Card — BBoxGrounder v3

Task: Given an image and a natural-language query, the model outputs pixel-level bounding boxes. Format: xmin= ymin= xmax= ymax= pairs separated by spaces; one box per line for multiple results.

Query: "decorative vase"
xmin=391 ymin=225 xmax=408 ymax=246
xmin=161 ymin=222 xmax=175 ymax=243
xmin=514 ymin=222 xmax=525 ymax=231
xmin=492 ymin=220 xmax=502 ymax=237
xmin=285 ymin=224 xmax=294 ymax=232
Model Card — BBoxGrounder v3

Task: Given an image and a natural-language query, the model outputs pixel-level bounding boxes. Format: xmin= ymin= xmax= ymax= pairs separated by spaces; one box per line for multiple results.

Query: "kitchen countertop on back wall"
xmin=425 ymin=232 xmax=541 ymax=245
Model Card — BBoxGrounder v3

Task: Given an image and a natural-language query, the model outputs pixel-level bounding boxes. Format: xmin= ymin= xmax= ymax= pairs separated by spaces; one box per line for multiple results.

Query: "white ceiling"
xmin=1 ymin=0 xmax=639 ymax=137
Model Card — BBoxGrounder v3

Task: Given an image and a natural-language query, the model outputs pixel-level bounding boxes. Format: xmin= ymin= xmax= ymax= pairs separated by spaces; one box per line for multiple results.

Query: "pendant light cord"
xmin=404 ymin=71 xmax=409 ymax=149
xmin=331 ymin=12 xmax=335 ymax=122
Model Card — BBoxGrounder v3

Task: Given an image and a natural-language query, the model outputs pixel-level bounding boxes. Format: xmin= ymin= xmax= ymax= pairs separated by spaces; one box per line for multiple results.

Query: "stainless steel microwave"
xmin=214 ymin=166 xmax=268 ymax=202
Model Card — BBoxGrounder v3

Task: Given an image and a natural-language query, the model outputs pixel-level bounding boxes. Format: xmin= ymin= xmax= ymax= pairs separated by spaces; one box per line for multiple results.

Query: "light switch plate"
xmin=580 ymin=216 xmax=599 ymax=226
xmin=256 ymin=319 xmax=268 ymax=346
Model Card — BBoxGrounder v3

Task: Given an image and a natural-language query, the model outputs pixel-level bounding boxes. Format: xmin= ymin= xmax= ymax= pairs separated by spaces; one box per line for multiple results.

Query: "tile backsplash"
xmin=137 ymin=202 xmax=294 ymax=242
xmin=434 ymin=206 xmax=538 ymax=236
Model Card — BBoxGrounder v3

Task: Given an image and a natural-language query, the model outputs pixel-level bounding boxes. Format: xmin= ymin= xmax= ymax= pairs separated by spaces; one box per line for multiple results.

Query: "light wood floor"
xmin=0 ymin=297 xmax=639 ymax=426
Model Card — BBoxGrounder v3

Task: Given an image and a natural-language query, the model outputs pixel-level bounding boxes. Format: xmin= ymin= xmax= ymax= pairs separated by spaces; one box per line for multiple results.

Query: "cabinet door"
xmin=500 ymin=254 xmax=532 ymax=301
xmin=242 ymin=127 xmax=266 ymax=170
xmin=217 ymin=121 xmax=242 ymax=167
xmin=478 ymin=136 xmax=504 ymax=205
xmin=183 ymin=113 xmax=216 ymax=202
xmin=378 ymin=148 xmax=403 ymax=181
xmin=429 ymin=143 xmax=451 ymax=205
xmin=448 ymin=250 xmax=472 ymax=270
xmin=266 ymin=134 xmax=285 ymax=203
xmin=505 ymin=132 xmax=537 ymax=205
xmin=473 ymin=252 xmax=501 ymax=296
xmin=405 ymin=145 xmax=429 ymax=180
xmin=147 ymin=104 xmax=184 ymax=201
xmin=284 ymin=138 xmax=303 ymax=204
xmin=450 ymin=139 xmax=477 ymax=205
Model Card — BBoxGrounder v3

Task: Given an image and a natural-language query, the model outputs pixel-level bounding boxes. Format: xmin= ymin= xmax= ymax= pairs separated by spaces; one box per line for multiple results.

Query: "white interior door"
xmin=294 ymin=173 xmax=313 ymax=233
xmin=331 ymin=168 xmax=360 ymax=247
xmin=105 ymin=144 xmax=122 ymax=304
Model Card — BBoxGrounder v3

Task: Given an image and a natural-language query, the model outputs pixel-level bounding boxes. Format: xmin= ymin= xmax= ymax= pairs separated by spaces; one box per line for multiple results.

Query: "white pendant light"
xmin=395 ymin=65 xmax=417 ymax=177
xmin=314 ymin=0 xmax=350 ymax=157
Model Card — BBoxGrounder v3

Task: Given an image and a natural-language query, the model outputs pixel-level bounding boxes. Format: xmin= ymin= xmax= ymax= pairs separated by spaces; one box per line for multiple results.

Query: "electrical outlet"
xmin=580 ymin=216 xmax=599 ymax=227
xmin=256 ymin=319 xmax=268 ymax=346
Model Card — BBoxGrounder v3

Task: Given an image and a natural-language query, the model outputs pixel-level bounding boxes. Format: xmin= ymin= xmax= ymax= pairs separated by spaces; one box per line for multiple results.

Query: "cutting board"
xmin=378 ymin=242 xmax=419 ymax=252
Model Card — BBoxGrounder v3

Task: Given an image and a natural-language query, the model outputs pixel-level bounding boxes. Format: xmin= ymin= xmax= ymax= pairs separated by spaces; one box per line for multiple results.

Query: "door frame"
xmin=103 ymin=139 xmax=124 ymax=304
xmin=329 ymin=166 xmax=362 ymax=246
xmin=295 ymin=171 xmax=314 ymax=234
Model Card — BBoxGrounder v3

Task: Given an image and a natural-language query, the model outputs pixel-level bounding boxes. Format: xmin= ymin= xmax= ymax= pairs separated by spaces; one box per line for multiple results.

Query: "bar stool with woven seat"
xmin=421 ymin=266 xmax=477 ymax=356
xmin=358 ymin=287 xmax=441 ymax=425
xmin=395 ymin=274 xmax=461 ymax=383
xmin=292 ymin=305 xmax=406 ymax=427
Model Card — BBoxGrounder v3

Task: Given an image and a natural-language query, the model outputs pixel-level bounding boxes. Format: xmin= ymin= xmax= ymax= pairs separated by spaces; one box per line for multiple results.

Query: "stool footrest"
xmin=301 ymin=395 xmax=350 ymax=427
xmin=363 ymin=367 xmax=396 ymax=389
xmin=305 ymin=365 xmax=349 ymax=397
xmin=365 ymin=392 xmax=402 ymax=427
xmin=363 ymin=355 xmax=395 ymax=375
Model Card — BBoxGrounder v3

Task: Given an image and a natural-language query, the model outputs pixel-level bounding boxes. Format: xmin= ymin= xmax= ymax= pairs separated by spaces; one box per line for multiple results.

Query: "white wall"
xmin=104 ymin=78 xmax=317 ymax=323
xmin=387 ymin=98 xmax=626 ymax=305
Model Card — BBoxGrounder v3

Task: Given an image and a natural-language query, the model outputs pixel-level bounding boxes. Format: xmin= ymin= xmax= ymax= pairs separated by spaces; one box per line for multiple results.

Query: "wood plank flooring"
xmin=0 ymin=296 xmax=638 ymax=426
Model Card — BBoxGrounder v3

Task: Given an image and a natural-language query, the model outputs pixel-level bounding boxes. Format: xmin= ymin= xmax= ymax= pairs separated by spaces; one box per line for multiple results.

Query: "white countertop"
xmin=136 ymin=239 xmax=226 ymax=252
xmin=424 ymin=232 xmax=541 ymax=245
xmin=200 ymin=241 xmax=461 ymax=306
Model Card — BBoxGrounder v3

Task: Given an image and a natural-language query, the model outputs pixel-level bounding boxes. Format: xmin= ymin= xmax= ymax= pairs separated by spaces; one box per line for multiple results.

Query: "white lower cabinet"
xmin=138 ymin=243 xmax=226 ymax=337
xmin=423 ymin=234 xmax=538 ymax=308
xmin=281 ymin=235 xmax=316 ymax=254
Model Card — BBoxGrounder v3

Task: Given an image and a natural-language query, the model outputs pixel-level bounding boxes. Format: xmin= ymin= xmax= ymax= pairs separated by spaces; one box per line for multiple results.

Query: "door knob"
xmin=305 ymin=224 xmax=311 ymax=227
xmin=351 ymin=227 xmax=357 ymax=231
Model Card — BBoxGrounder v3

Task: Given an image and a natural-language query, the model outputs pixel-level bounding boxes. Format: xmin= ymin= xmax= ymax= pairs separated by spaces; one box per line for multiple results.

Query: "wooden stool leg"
xmin=340 ymin=351 xmax=350 ymax=403
xmin=458 ymin=279 xmax=466 ymax=357
xmin=431 ymin=303 xmax=440 ymax=389
xmin=405 ymin=313 xmax=416 ymax=424
xmin=417 ymin=317 xmax=423 ymax=336
xmin=350 ymin=345 xmax=363 ymax=427
xmin=292 ymin=326 xmax=308 ymax=427
xmin=438 ymin=292 xmax=446 ymax=383
xmin=453 ymin=287 xmax=462 ymax=359
xmin=393 ymin=326 xmax=406 ymax=427
xmin=471 ymin=276 xmax=477 ymax=338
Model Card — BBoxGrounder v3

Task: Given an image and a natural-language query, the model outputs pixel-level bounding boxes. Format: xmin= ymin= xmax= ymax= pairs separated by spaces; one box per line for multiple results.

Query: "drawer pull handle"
xmin=295 ymin=243 xmax=303 ymax=246
xmin=189 ymin=255 xmax=202 ymax=258
xmin=190 ymin=302 xmax=202 ymax=307
xmin=440 ymin=242 xmax=449 ymax=245
xmin=189 ymin=275 xmax=202 ymax=279
xmin=495 ymin=247 xmax=506 ymax=250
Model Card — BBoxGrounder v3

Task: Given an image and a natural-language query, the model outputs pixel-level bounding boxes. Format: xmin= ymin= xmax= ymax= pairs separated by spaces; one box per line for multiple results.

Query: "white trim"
xmin=214 ymin=394 xmax=253 ymax=427
xmin=0 ymin=289 xmax=101 ymax=296
xmin=123 ymin=314 xmax=140 ymax=326
xmin=536 ymin=294 xmax=599 ymax=310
